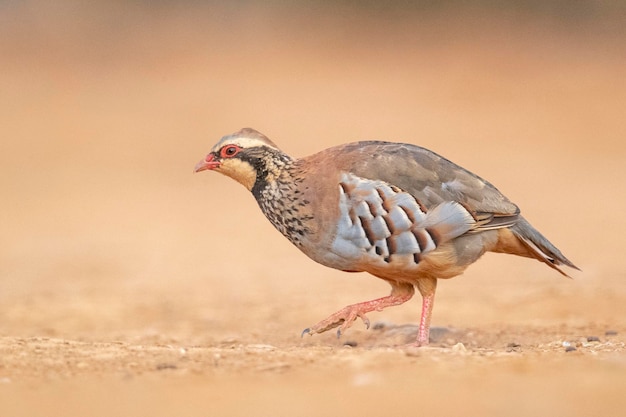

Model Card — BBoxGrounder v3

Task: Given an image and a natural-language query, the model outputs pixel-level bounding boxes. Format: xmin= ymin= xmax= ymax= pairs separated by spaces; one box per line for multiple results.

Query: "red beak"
xmin=194 ymin=153 xmax=221 ymax=172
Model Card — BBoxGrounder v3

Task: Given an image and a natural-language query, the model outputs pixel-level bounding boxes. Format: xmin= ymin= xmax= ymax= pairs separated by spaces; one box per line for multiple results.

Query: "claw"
xmin=301 ymin=328 xmax=311 ymax=338
xmin=362 ymin=315 xmax=371 ymax=330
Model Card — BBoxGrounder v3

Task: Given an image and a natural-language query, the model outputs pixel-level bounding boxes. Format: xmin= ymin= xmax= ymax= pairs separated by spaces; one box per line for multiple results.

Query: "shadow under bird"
xmin=195 ymin=128 xmax=578 ymax=346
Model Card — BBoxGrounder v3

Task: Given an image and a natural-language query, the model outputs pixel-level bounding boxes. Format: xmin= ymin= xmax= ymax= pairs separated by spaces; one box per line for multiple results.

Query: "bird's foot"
xmin=301 ymin=286 xmax=415 ymax=339
xmin=404 ymin=340 xmax=430 ymax=348
xmin=302 ymin=303 xmax=372 ymax=338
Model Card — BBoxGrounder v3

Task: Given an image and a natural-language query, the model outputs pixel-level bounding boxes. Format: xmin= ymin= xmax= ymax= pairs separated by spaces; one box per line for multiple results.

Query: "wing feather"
xmin=323 ymin=141 xmax=520 ymax=231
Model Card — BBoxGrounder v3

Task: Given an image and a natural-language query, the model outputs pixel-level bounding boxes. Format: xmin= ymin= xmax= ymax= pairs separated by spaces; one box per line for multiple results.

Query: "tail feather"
xmin=510 ymin=217 xmax=579 ymax=277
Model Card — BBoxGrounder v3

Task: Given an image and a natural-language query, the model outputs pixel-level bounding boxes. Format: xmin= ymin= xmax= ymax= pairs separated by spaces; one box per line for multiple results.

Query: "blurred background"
xmin=1 ymin=0 xmax=625 ymax=344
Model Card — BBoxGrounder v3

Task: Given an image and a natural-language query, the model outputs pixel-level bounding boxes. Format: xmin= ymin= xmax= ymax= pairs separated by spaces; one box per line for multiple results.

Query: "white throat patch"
xmin=217 ymin=158 xmax=257 ymax=191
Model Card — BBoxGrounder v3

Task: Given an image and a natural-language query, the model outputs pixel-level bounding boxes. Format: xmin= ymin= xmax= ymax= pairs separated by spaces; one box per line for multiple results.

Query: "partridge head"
xmin=195 ymin=128 xmax=578 ymax=346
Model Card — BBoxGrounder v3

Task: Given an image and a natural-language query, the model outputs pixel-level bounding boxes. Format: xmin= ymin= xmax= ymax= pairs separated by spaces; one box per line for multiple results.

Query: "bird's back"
xmin=303 ymin=141 xmax=519 ymax=215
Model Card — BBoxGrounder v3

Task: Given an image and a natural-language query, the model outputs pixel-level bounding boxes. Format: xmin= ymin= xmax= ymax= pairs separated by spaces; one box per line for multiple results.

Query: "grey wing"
xmin=340 ymin=141 xmax=520 ymax=230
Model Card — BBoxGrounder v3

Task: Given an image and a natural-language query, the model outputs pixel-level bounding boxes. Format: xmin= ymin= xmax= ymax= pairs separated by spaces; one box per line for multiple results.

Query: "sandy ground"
xmin=1 ymin=2 xmax=626 ymax=416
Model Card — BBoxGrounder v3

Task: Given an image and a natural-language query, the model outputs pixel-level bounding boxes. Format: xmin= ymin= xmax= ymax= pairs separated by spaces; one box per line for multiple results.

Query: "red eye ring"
xmin=220 ymin=145 xmax=241 ymax=158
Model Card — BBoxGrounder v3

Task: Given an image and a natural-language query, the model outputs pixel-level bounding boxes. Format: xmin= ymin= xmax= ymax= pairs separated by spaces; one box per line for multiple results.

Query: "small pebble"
xmin=247 ymin=344 xmax=277 ymax=351
xmin=565 ymin=346 xmax=577 ymax=352
xmin=343 ymin=340 xmax=358 ymax=347
xmin=452 ymin=342 xmax=467 ymax=352
xmin=506 ymin=342 xmax=521 ymax=352
xmin=587 ymin=336 xmax=600 ymax=342
xmin=155 ymin=363 xmax=177 ymax=370
xmin=605 ymin=330 xmax=618 ymax=336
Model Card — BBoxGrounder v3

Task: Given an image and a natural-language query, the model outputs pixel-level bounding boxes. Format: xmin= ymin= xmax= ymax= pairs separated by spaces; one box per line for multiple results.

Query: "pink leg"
xmin=415 ymin=292 xmax=435 ymax=346
xmin=303 ymin=283 xmax=415 ymax=338
xmin=413 ymin=278 xmax=437 ymax=346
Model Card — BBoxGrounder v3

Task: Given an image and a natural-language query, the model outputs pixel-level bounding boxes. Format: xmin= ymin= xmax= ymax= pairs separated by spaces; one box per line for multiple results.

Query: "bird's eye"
xmin=220 ymin=145 xmax=240 ymax=158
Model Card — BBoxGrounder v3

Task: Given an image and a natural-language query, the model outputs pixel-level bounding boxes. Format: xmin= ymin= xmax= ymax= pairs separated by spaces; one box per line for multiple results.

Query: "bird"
xmin=195 ymin=128 xmax=578 ymax=346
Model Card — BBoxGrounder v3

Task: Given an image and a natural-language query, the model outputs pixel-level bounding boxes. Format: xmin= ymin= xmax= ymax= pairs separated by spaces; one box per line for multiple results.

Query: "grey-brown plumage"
xmin=195 ymin=128 xmax=578 ymax=346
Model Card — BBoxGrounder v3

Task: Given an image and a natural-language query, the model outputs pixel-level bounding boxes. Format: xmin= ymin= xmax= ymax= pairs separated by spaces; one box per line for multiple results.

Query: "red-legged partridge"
xmin=195 ymin=128 xmax=578 ymax=346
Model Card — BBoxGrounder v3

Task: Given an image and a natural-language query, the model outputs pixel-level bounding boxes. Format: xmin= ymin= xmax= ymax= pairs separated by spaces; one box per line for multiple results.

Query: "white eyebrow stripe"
xmin=212 ymin=137 xmax=280 ymax=153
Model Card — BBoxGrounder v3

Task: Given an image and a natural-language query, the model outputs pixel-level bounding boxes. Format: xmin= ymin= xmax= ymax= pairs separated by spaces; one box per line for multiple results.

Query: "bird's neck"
xmin=250 ymin=151 xmax=294 ymax=198
xmin=251 ymin=158 xmax=313 ymax=247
